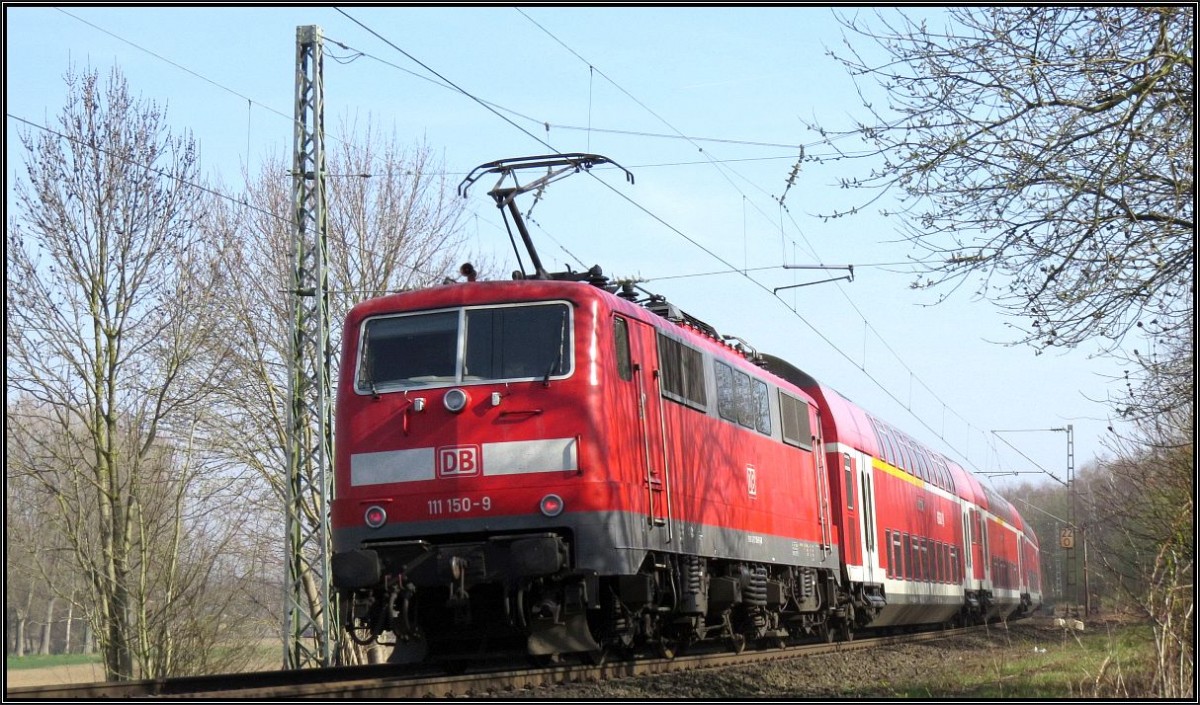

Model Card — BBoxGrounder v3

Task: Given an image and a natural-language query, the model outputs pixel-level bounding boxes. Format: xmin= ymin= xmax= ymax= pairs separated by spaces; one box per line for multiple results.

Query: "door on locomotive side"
xmin=809 ymin=408 xmax=834 ymax=557
xmin=614 ymin=315 xmax=671 ymax=537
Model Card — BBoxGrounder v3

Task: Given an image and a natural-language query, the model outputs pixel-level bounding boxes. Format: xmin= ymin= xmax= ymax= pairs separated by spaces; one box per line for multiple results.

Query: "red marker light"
xmin=540 ymin=494 xmax=564 ymax=517
xmin=364 ymin=505 xmax=387 ymax=528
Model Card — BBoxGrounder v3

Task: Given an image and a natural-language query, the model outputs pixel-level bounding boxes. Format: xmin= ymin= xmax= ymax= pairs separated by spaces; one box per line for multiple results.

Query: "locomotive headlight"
xmin=443 ymin=388 xmax=469 ymax=413
xmin=539 ymin=494 xmax=564 ymax=517
xmin=364 ymin=505 xmax=387 ymax=529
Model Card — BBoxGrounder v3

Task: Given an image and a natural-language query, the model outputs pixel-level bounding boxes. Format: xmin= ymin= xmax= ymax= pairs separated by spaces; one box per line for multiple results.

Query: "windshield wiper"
xmin=362 ymin=327 xmax=380 ymax=399
xmin=543 ymin=310 xmax=568 ymax=387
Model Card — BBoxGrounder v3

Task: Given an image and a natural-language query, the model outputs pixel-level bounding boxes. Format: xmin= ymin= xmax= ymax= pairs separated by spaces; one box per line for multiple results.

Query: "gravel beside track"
xmin=501 ymin=618 xmax=1092 ymax=699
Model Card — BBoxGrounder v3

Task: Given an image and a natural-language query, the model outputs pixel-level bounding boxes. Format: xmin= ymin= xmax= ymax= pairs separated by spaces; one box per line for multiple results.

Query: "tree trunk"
xmin=64 ymin=600 xmax=74 ymax=654
xmin=39 ymin=597 xmax=58 ymax=655
xmin=15 ymin=617 xmax=27 ymax=658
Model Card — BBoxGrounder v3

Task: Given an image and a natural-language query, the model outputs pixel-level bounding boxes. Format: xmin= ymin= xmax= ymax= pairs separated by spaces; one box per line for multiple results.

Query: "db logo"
xmin=438 ymin=446 xmax=481 ymax=477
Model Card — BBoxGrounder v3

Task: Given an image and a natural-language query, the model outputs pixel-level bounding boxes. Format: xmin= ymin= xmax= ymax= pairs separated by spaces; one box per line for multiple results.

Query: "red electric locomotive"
xmin=330 ymin=155 xmax=1041 ymax=666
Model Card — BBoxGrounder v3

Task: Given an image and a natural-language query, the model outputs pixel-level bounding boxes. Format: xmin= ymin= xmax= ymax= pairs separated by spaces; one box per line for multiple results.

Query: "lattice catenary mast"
xmin=285 ymin=24 xmax=335 ymax=669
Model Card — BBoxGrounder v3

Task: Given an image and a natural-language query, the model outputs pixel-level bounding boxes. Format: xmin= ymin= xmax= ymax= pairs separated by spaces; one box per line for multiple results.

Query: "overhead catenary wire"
xmin=320 ymin=8 xmax=1000 ymax=474
xmin=39 ymin=7 xmax=1019 ymax=477
xmin=510 ymin=8 xmax=998 ymax=473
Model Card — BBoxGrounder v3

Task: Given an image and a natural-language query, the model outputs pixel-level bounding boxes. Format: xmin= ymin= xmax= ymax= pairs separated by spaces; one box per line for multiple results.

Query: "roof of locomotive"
xmin=343 ymin=278 xmax=817 ymax=398
xmin=343 ymin=279 xmax=603 ymax=322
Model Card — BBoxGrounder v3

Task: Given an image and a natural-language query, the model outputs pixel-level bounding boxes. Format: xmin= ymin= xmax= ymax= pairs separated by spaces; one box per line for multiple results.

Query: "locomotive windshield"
xmin=357 ymin=302 xmax=572 ymax=392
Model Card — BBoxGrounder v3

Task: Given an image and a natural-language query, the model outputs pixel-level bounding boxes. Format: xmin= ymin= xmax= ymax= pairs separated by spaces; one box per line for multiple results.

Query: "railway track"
xmin=6 ymin=625 xmax=973 ymax=699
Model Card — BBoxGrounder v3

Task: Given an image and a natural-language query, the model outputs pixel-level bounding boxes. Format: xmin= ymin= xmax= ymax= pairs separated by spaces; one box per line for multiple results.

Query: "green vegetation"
xmin=885 ymin=622 xmax=1158 ymax=699
xmin=6 ymin=652 xmax=103 ymax=671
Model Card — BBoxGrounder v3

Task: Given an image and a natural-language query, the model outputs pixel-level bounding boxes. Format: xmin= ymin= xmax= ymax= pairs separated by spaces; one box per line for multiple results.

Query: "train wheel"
xmin=441 ymin=659 xmax=468 ymax=675
xmin=582 ymin=645 xmax=610 ymax=666
xmin=760 ymin=635 xmax=787 ymax=650
xmin=839 ymin=604 xmax=855 ymax=642
xmin=728 ymin=633 xmax=747 ymax=654
xmin=529 ymin=653 xmax=563 ymax=668
xmin=656 ymin=638 xmax=678 ymax=660
xmin=838 ymin=619 xmax=853 ymax=642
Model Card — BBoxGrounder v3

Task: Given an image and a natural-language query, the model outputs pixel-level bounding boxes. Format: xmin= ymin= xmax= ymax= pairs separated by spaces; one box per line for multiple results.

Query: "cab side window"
xmin=614 ymin=316 xmax=632 ymax=381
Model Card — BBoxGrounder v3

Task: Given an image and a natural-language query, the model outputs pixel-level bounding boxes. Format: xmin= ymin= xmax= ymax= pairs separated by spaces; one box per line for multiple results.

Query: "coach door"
xmin=961 ymin=509 xmax=974 ymax=587
xmin=622 ymin=317 xmax=672 ymax=539
xmin=857 ymin=455 xmax=880 ymax=585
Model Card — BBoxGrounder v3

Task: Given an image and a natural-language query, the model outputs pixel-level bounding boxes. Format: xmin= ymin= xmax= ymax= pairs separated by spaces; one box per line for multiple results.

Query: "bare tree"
xmin=4 ymin=440 xmax=48 ymax=658
xmin=5 ymin=66 xmax=233 ymax=680
xmin=1083 ymin=408 xmax=1193 ymax=698
xmin=206 ymin=121 xmax=472 ymax=662
xmin=813 ymin=7 xmax=1193 ymax=355
xmin=817 ymin=11 xmax=1194 ymax=695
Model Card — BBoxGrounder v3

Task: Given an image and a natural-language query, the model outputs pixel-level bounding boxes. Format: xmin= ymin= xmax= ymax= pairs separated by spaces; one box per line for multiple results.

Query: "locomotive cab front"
xmin=331 ymin=281 xmax=625 ymax=664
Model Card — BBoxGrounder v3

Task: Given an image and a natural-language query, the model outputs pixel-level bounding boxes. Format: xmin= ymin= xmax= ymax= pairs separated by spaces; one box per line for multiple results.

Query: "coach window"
xmin=884 ymin=530 xmax=893 ymax=578
xmin=885 ymin=429 xmax=904 ymax=470
xmin=844 ymin=454 xmax=854 ymax=510
xmin=938 ymin=458 xmax=956 ymax=493
xmin=880 ymin=421 xmax=898 ymax=467
xmin=916 ymin=450 xmax=933 ymax=486
xmin=899 ymin=442 xmax=916 ymax=477
xmin=874 ymin=422 xmax=896 ymax=467
xmin=902 ymin=534 xmax=913 ymax=580
xmin=930 ymin=460 xmax=945 ymax=490
xmin=613 ymin=316 xmax=632 ymax=381
xmin=892 ymin=531 xmax=904 ymax=579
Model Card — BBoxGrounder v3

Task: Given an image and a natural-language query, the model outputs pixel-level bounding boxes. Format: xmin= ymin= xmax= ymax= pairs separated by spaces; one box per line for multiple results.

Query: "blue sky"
xmin=5 ymin=6 xmax=1125 ymax=489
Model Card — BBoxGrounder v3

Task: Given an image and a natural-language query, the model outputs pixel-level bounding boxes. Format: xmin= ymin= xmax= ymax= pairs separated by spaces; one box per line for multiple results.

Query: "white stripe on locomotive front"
xmin=350 ymin=437 xmax=579 ymax=486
